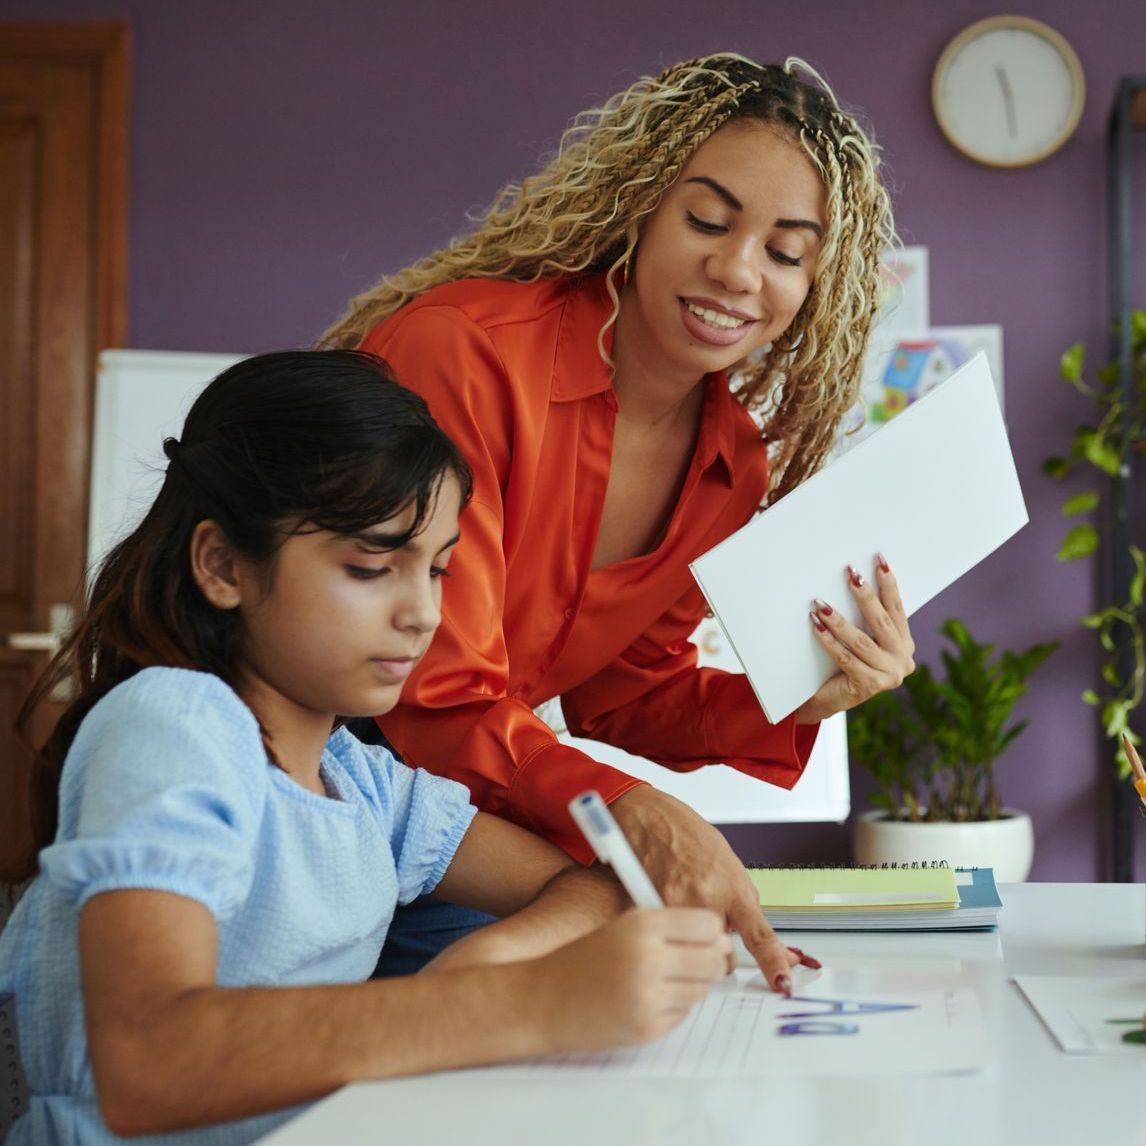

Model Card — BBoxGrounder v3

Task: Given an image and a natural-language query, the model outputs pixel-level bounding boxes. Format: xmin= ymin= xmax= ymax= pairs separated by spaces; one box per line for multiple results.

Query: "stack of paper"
xmin=750 ymin=867 xmax=1002 ymax=931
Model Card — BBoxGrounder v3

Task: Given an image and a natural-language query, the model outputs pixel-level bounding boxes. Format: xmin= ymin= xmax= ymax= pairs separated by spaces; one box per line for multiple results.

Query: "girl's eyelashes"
xmin=346 ymin=564 xmax=390 ymax=580
xmin=346 ymin=564 xmax=451 ymax=580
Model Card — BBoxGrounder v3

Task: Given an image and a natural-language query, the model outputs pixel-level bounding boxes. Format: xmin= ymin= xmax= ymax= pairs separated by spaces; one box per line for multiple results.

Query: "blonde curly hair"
xmin=319 ymin=53 xmax=896 ymax=504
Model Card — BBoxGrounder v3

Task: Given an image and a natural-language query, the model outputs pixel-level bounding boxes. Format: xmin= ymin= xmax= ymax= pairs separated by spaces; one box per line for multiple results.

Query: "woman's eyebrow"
xmin=684 ymin=175 xmax=824 ymax=239
xmin=775 ymin=218 xmax=824 ymax=239
xmin=685 ymin=175 xmax=743 ymax=211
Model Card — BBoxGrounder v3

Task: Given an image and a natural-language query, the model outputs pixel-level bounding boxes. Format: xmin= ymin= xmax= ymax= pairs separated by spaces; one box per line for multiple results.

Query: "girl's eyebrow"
xmin=345 ymin=530 xmax=461 ymax=554
xmin=684 ymin=175 xmax=824 ymax=239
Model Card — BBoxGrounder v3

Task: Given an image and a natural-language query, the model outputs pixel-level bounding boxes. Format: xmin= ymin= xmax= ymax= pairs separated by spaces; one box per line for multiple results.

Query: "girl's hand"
xmin=530 ymin=907 xmax=730 ymax=1051
xmin=608 ymin=786 xmax=817 ymax=993
xmin=794 ymin=555 xmax=916 ymax=725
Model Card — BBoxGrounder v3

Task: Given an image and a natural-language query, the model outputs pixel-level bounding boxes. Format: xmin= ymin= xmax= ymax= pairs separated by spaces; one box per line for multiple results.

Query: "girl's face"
xmin=620 ymin=120 xmax=826 ymax=385
xmin=230 ymin=474 xmax=462 ymax=734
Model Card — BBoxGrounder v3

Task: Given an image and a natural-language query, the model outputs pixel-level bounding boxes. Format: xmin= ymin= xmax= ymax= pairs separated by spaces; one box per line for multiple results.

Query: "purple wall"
xmin=6 ymin=0 xmax=1146 ymax=878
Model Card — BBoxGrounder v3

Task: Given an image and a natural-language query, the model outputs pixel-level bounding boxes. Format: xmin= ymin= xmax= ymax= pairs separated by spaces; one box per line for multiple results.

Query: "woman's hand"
xmin=529 ymin=907 xmax=730 ymax=1052
xmin=608 ymin=785 xmax=817 ymax=993
xmin=794 ymin=555 xmax=916 ymax=725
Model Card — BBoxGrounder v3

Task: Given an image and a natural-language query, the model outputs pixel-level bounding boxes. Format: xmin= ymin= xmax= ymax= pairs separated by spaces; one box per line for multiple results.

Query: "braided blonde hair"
xmin=319 ymin=53 xmax=896 ymax=504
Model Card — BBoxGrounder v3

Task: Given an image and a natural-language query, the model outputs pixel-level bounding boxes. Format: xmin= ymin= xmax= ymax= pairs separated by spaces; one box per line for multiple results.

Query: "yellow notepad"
xmin=748 ymin=866 xmax=959 ymax=913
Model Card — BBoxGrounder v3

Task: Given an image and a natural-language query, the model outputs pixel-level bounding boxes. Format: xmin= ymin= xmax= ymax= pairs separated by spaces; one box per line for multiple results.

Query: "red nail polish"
xmin=876 ymin=552 xmax=890 ymax=574
xmin=809 ymin=611 xmax=827 ymax=632
xmin=813 ymin=598 xmax=833 ymax=616
xmin=800 ymin=953 xmax=823 ymax=970
xmin=775 ymin=973 xmax=792 ymax=997
xmin=848 ymin=564 xmax=865 ymax=588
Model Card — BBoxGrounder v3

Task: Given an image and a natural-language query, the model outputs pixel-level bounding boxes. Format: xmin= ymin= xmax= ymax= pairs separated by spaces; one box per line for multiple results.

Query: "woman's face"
xmin=621 ymin=119 xmax=826 ymax=385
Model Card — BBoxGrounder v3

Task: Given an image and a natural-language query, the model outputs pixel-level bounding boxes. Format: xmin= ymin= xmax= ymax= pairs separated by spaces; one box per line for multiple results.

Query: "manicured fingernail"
xmin=809 ymin=612 xmax=827 ymax=632
xmin=876 ymin=552 xmax=890 ymax=574
xmin=813 ymin=598 xmax=833 ymax=616
xmin=799 ymin=952 xmax=823 ymax=970
xmin=774 ymin=973 xmax=792 ymax=997
xmin=848 ymin=564 xmax=865 ymax=588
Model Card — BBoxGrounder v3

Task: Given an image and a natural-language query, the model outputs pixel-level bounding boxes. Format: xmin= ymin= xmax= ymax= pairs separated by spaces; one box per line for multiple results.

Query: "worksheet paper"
xmin=690 ymin=351 xmax=1027 ymax=722
xmin=491 ymin=969 xmax=988 ymax=1078
xmin=1015 ymin=975 xmax=1146 ymax=1054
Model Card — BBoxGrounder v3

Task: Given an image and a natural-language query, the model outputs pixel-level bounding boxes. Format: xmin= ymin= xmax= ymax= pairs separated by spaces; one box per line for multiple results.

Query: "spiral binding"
xmin=748 ymin=861 xmax=978 ymax=870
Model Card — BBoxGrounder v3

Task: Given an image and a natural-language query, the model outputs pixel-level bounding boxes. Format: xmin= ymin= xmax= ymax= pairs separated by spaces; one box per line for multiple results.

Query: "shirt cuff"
xmin=508 ymin=741 xmax=647 ymax=863
xmin=705 ymin=673 xmax=819 ymax=788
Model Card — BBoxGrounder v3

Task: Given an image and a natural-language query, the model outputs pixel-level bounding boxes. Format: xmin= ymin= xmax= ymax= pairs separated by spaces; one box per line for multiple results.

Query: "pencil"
xmin=1119 ymin=734 xmax=1146 ymax=808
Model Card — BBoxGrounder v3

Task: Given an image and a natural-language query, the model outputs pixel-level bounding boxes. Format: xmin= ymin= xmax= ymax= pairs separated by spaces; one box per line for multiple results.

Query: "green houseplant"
xmin=848 ymin=618 xmax=1057 ymax=822
xmin=1043 ymin=310 xmax=1146 ymax=779
xmin=847 ymin=618 xmax=1056 ymax=881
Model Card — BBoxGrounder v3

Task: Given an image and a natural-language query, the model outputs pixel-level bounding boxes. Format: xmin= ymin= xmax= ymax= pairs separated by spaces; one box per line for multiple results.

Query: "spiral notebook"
xmin=749 ymin=866 xmax=1002 ymax=931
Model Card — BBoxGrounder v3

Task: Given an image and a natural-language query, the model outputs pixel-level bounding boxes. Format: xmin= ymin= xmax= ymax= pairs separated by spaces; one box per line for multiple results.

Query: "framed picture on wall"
xmin=841 ymin=324 xmax=1005 ymax=451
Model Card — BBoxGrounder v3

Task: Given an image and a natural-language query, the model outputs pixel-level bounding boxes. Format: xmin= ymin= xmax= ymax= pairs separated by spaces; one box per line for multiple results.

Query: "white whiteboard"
xmin=541 ymin=624 xmax=849 ymax=824
xmin=89 ymin=350 xmax=245 ymax=572
xmin=90 ymin=349 xmax=850 ymax=825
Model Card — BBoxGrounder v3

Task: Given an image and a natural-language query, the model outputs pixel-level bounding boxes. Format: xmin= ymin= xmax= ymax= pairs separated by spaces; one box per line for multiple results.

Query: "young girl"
xmin=0 ymin=350 xmax=732 ymax=1145
xmin=319 ymin=54 xmax=916 ymax=978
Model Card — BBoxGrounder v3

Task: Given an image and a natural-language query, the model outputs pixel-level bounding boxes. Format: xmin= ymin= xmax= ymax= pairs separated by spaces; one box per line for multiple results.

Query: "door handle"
xmin=4 ymin=604 xmax=76 ymax=653
xmin=4 ymin=604 xmax=77 ymax=701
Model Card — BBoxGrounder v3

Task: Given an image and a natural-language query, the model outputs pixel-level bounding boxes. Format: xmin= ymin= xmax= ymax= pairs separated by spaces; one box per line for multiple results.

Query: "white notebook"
xmin=690 ymin=351 xmax=1027 ymax=722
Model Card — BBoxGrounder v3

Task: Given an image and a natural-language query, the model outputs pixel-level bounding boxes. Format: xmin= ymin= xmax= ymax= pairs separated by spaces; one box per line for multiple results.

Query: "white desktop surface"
xmin=258 ymin=883 xmax=1146 ymax=1146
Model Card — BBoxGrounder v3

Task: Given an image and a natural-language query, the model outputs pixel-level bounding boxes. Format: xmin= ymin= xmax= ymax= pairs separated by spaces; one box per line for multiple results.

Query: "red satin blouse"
xmin=362 ymin=274 xmax=817 ymax=862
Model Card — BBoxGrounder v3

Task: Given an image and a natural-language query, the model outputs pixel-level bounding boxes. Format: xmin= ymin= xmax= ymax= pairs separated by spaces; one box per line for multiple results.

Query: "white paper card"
xmin=690 ymin=351 xmax=1027 ymax=722
xmin=486 ymin=968 xmax=988 ymax=1078
xmin=1015 ymin=975 xmax=1146 ymax=1054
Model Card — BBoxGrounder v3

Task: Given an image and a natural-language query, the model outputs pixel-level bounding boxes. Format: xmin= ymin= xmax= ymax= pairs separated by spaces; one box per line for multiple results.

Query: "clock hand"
xmin=995 ymin=64 xmax=1018 ymax=140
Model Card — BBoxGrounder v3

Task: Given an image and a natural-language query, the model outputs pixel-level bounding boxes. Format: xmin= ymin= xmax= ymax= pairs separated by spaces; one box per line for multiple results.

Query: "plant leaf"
xmin=1062 ymin=491 xmax=1099 ymax=517
xmin=1058 ymin=524 xmax=1098 ymax=561
xmin=1060 ymin=342 xmax=1085 ymax=383
xmin=1082 ymin=434 xmax=1123 ymax=476
xmin=1130 ymin=546 xmax=1146 ymax=608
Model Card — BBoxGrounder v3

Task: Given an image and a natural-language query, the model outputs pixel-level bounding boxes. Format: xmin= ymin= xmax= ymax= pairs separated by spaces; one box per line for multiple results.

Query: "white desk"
xmin=259 ymin=884 xmax=1146 ymax=1146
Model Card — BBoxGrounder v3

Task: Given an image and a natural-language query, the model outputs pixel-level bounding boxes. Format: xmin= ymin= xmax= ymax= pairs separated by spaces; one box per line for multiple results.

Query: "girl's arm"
xmin=425 ymin=810 xmax=632 ymax=969
xmin=81 ymin=888 xmax=727 ymax=1137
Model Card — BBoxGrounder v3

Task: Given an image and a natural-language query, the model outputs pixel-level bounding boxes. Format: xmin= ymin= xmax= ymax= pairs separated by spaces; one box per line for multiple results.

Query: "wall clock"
xmin=932 ymin=16 xmax=1086 ymax=168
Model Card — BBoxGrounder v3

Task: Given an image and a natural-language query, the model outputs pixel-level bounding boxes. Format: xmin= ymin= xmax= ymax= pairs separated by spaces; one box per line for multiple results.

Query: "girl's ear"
xmin=190 ymin=520 xmax=244 ymax=610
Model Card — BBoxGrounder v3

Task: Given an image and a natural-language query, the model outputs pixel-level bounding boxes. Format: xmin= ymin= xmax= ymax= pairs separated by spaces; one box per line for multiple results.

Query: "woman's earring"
xmin=621 ymin=251 xmax=635 ymax=289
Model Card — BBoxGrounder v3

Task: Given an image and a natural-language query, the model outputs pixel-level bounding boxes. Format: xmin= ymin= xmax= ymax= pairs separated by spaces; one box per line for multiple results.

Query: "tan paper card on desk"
xmin=690 ymin=351 xmax=1027 ymax=722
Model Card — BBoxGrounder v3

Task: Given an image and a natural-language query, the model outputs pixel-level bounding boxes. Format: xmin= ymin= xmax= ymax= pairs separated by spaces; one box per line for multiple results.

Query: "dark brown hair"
xmin=8 ymin=349 xmax=472 ymax=882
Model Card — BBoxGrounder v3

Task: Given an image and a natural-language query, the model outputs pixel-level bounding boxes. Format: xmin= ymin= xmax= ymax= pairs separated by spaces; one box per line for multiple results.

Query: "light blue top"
xmin=0 ymin=667 xmax=477 ymax=1145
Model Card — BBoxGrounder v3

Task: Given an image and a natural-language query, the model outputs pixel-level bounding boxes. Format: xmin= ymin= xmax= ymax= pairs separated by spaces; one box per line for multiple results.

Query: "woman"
xmin=321 ymin=53 xmax=915 ymax=978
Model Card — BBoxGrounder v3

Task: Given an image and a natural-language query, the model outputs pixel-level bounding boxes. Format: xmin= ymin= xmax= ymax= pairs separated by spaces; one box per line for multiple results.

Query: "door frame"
xmin=0 ymin=20 xmax=130 ymax=350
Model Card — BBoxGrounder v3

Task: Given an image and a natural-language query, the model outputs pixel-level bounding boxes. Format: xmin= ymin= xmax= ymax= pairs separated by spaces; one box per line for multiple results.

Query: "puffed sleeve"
xmin=332 ymin=730 xmax=478 ymax=905
xmin=39 ymin=669 xmax=269 ymax=921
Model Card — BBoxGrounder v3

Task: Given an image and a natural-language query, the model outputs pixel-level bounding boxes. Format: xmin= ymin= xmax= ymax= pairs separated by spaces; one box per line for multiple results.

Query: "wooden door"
xmin=0 ymin=24 xmax=128 ymax=880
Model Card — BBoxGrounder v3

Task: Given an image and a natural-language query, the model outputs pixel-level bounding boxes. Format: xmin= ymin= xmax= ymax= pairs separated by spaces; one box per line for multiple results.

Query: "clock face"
xmin=933 ymin=18 xmax=1085 ymax=167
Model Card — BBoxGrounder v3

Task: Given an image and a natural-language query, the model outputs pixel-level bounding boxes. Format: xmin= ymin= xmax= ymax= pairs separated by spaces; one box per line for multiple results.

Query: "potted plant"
xmin=1043 ymin=310 xmax=1146 ymax=780
xmin=847 ymin=618 xmax=1057 ymax=881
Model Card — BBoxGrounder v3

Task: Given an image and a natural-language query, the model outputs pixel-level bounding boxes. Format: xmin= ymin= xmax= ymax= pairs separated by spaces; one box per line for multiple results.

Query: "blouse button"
xmin=564 ymin=607 xmax=576 ymax=621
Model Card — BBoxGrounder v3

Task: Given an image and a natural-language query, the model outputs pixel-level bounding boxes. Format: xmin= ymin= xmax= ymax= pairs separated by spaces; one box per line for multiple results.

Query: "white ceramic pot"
xmin=853 ymin=808 xmax=1034 ymax=882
